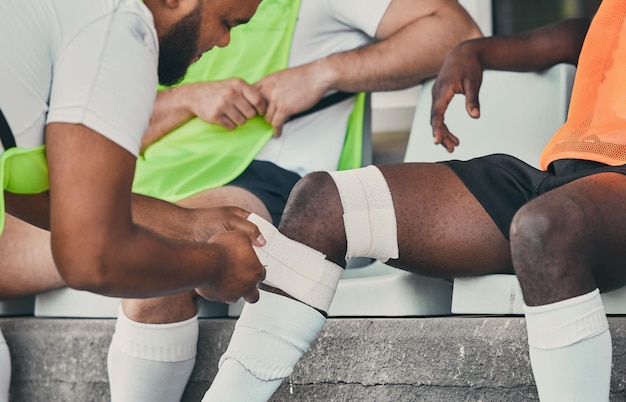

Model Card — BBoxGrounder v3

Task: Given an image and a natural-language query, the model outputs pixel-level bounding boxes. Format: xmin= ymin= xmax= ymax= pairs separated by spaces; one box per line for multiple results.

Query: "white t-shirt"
xmin=255 ymin=0 xmax=392 ymax=176
xmin=0 ymin=0 xmax=158 ymax=156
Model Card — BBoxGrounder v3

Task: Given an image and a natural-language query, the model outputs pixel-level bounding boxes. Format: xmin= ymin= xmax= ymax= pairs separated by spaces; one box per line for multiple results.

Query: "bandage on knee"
xmin=328 ymin=165 xmax=399 ymax=262
xmin=248 ymin=214 xmax=342 ymax=313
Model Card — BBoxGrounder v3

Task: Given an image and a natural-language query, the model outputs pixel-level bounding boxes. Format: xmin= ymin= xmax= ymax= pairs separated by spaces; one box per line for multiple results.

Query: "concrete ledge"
xmin=2 ymin=317 xmax=626 ymax=401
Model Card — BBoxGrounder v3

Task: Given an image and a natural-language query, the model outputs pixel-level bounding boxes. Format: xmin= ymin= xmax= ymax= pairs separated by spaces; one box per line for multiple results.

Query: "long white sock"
xmin=523 ymin=289 xmax=611 ymax=401
xmin=202 ymin=290 xmax=326 ymax=401
xmin=107 ymin=307 xmax=198 ymax=402
xmin=0 ymin=329 xmax=10 ymax=402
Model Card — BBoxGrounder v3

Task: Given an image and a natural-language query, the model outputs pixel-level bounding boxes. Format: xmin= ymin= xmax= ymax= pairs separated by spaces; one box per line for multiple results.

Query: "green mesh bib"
xmin=0 ymin=145 xmax=49 ymax=234
xmin=132 ymin=0 xmax=365 ymax=202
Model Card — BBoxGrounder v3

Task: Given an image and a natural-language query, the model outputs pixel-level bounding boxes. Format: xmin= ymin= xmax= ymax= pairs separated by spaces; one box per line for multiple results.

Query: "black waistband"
xmin=0 ymin=109 xmax=16 ymax=150
xmin=286 ymin=91 xmax=356 ymax=123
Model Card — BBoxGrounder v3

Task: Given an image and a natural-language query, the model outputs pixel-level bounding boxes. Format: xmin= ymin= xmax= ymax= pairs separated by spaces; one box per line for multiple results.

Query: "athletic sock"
xmin=202 ymin=289 xmax=326 ymax=401
xmin=107 ymin=307 xmax=198 ymax=402
xmin=0 ymin=328 xmax=10 ymax=402
xmin=523 ymin=289 xmax=611 ymax=401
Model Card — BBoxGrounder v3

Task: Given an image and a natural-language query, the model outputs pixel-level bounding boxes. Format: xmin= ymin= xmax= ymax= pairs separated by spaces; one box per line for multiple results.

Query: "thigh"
xmin=531 ymin=171 xmax=626 ymax=292
xmin=0 ymin=214 xmax=64 ymax=299
xmin=379 ymin=163 xmax=513 ymax=277
xmin=179 ymin=185 xmax=272 ymax=223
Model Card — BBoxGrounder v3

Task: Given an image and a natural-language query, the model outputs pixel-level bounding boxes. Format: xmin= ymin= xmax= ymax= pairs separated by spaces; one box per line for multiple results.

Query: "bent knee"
xmin=280 ymin=172 xmax=343 ymax=240
xmin=279 ymin=172 xmax=346 ymax=262
xmin=511 ymin=199 xmax=584 ymax=248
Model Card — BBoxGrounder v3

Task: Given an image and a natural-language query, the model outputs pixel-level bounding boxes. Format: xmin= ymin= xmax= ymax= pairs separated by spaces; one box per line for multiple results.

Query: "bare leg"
xmin=0 ymin=214 xmax=63 ymax=300
xmin=281 ymin=163 xmax=512 ymax=276
xmin=206 ymin=163 xmax=512 ymax=401
xmin=510 ymin=173 xmax=626 ymax=401
xmin=0 ymin=214 xmax=65 ymax=401
xmin=109 ymin=186 xmax=271 ymax=402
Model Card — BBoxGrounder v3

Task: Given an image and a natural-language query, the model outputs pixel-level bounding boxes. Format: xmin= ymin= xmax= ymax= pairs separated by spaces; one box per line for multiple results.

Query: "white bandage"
xmin=217 ymin=289 xmax=326 ymax=382
xmin=248 ymin=214 xmax=342 ymax=313
xmin=328 ymin=165 xmax=399 ymax=262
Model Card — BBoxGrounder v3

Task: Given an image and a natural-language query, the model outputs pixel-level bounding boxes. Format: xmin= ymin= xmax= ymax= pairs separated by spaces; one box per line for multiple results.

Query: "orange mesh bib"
xmin=540 ymin=0 xmax=626 ymax=169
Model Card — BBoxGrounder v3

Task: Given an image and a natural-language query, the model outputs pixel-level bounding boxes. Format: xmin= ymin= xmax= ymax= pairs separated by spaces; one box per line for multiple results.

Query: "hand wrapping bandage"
xmin=248 ymin=213 xmax=342 ymax=313
xmin=328 ymin=165 xmax=399 ymax=262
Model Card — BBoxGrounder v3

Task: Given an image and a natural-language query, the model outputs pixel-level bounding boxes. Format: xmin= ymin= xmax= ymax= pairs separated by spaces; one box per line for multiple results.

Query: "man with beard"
xmin=0 ymin=0 xmax=264 ymax=400
xmin=103 ymin=0 xmax=481 ymax=400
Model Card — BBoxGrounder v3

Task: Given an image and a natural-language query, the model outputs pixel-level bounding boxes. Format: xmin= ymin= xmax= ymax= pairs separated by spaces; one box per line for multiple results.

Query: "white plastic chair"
xmin=404 ymin=63 xmax=626 ymax=314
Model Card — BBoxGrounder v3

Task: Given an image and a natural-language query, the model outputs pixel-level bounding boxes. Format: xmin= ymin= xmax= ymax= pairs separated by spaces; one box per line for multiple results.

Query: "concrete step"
xmin=2 ymin=317 xmax=626 ymax=401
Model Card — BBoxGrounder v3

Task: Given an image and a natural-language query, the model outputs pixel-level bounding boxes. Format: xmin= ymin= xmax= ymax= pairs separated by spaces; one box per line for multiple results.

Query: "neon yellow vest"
xmin=0 ymin=145 xmax=49 ymax=234
xmin=132 ymin=0 xmax=365 ymax=202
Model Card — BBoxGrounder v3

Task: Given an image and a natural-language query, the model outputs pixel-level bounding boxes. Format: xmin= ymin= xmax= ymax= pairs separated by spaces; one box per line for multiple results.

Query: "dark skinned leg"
xmin=511 ymin=172 xmax=626 ymax=306
xmin=280 ymin=162 xmax=513 ymax=278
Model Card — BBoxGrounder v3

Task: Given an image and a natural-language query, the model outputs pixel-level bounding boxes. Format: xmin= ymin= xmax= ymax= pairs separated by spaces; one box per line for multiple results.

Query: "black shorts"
xmin=227 ymin=160 xmax=301 ymax=226
xmin=441 ymin=155 xmax=626 ymax=239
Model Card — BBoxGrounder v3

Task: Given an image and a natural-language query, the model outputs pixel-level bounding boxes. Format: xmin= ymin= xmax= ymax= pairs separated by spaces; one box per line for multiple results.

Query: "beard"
xmin=157 ymin=3 xmax=203 ymax=86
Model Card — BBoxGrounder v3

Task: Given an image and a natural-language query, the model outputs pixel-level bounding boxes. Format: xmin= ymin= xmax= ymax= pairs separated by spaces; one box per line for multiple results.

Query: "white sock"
xmin=0 ymin=329 xmax=10 ymax=402
xmin=107 ymin=307 xmax=199 ymax=402
xmin=202 ymin=290 xmax=326 ymax=401
xmin=523 ymin=289 xmax=611 ymax=401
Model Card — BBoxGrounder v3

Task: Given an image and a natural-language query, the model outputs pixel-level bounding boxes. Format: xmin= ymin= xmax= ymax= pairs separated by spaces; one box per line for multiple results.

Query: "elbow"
xmin=51 ymin=238 xmax=116 ymax=294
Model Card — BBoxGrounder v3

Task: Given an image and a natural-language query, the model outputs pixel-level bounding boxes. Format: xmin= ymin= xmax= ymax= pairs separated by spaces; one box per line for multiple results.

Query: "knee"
xmin=279 ymin=171 xmax=346 ymax=261
xmin=510 ymin=200 xmax=583 ymax=276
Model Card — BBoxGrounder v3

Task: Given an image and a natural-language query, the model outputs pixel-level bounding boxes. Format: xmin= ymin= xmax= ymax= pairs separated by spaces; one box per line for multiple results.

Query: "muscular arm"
xmin=258 ymin=0 xmax=482 ymax=134
xmin=43 ymin=122 xmax=265 ymax=302
xmin=451 ymin=18 xmax=589 ymax=73
xmin=321 ymin=0 xmax=482 ymax=92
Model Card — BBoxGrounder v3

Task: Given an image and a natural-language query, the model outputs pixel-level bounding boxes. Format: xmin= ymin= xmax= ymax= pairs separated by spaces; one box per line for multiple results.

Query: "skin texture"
xmin=281 ymin=18 xmax=626 ymax=310
xmin=1 ymin=0 xmax=267 ymax=304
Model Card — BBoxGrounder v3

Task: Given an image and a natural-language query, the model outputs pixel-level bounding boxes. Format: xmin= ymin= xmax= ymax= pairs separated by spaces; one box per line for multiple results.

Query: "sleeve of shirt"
xmin=47 ymin=6 xmax=158 ymax=157
xmin=329 ymin=0 xmax=392 ymax=37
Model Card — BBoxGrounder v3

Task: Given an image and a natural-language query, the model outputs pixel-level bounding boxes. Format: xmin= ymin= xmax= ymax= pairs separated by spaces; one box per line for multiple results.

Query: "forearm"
xmin=130 ymin=193 xmax=197 ymax=241
xmin=141 ymin=85 xmax=195 ymax=152
xmin=461 ymin=18 xmax=590 ymax=72
xmin=317 ymin=1 xmax=482 ymax=93
xmin=91 ymin=225 xmax=221 ymax=298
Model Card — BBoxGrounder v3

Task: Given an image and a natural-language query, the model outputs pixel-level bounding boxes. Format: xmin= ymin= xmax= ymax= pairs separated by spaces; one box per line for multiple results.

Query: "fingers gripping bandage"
xmin=247 ymin=214 xmax=343 ymax=313
xmin=328 ymin=165 xmax=399 ymax=262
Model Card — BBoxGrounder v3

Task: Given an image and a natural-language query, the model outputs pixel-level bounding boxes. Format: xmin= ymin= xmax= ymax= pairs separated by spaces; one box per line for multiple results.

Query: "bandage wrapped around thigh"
xmin=328 ymin=165 xmax=398 ymax=262
xmin=248 ymin=213 xmax=342 ymax=313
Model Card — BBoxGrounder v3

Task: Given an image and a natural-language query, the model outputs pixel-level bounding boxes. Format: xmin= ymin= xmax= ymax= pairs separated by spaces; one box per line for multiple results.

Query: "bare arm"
xmin=431 ymin=18 xmax=590 ymax=152
xmin=43 ymin=122 xmax=266 ymax=303
xmin=141 ymin=79 xmax=267 ymax=152
xmin=257 ymin=0 xmax=482 ymax=134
